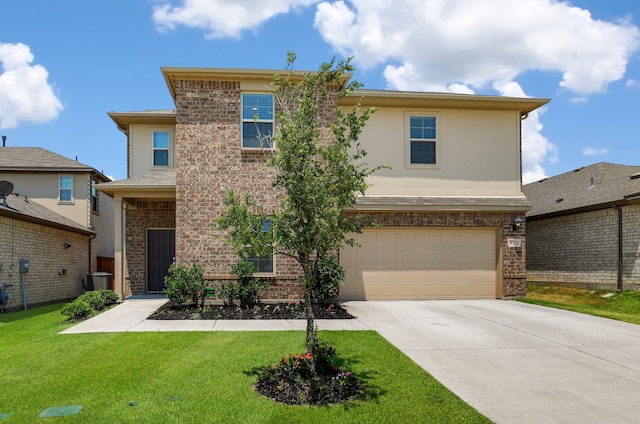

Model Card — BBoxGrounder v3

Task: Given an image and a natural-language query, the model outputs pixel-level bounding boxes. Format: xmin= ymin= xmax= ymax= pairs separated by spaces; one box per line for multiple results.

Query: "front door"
xmin=148 ymin=229 xmax=175 ymax=292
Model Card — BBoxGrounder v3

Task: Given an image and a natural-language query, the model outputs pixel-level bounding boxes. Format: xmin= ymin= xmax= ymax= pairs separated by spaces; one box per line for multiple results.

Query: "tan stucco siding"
xmin=0 ymin=172 xmax=90 ymax=227
xmin=129 ymin=125 xmax=175 ymax=178
xmin=356 ymin=108 xmax=523 ymax=197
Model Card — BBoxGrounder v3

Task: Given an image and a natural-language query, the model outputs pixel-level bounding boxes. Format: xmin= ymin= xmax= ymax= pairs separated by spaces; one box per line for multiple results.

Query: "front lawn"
xmin=0 ymin=304 xmax=489 ymax=423
xmin=519 ymin=285 xmax=640 ymax=325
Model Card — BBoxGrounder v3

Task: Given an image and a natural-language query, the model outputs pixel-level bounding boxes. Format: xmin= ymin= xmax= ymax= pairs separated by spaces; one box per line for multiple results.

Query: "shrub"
xmin=312 ymin=255 xmax=345 ymax=302
xmin=61 ymin=300 xmax=92 ymax=320
xmin=78 ymin=290 xmax=118 ymax=311
xmin=219 ymin=261 xmax=270 ymax=307
xmin=254 ymin=338 xmax=360 ymax=405
xmin=164 ymin=263 xmax=206 ymax=306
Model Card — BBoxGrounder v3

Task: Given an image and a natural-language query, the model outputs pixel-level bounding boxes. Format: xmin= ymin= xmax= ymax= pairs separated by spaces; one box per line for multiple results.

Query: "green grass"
xmin=519 ymin=285 xmax=640 ymax=325
xmin=0 ymin=304 xmax=489 ymax=423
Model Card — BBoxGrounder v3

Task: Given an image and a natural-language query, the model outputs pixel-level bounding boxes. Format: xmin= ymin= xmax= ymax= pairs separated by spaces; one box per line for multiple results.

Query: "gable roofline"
xmin=0 ymin=147 xmax=111 ymax=182
xmin=523 ymin=162 xmax=640 ymax=220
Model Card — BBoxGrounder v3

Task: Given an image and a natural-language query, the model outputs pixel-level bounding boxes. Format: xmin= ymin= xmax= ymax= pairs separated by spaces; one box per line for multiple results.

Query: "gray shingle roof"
xmin=523 ymin=162 xmax=640 ymax=219
xmin=0 ymin=193 xmax=93 ymax=234
xmin=0 ymin=147 xmax=110 ymax=182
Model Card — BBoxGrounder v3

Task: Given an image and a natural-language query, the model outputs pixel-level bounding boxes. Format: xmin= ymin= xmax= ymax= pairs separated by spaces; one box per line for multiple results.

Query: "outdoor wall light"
xmin=64 ymin=243 xmax=71 ymax=250
xmin=513 ymin=216 xmax=524 ymax=232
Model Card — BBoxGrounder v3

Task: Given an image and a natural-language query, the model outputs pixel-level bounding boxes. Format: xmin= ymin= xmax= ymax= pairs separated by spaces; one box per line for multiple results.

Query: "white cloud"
xmin=152 ymin=0 xmax=318 ymax=39
xmin=314 ymin=0 xmax=640 ymax=95
xmin=0 ymin=43 xmax=63 ymax=129
xmin=313 ymin=0 xmax=639 ymax=181
xmin=583 ymin=147 xmax=609 ymax=156
xmin=626 ymin=79 xmax=639 ymax=89
xmin=569 ymin=97 xmax=588 ymax=104
xmin=493 ymin=81 xmax=558 ymax=184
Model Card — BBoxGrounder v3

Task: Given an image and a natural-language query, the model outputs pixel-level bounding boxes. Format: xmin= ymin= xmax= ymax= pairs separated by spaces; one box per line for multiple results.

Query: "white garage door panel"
xmin=340 ymin=228 xmax=497 ymax=300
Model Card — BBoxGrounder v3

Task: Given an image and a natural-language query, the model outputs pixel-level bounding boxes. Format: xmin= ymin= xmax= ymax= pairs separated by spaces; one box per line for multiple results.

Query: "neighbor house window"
xmin=153 ymin=131 xmax=170 ymax=166
xmin=242 ymin=93 xmax=274 ymax=149
xmin=59 ymin=176 xmax=73 ymax=203
xmin=409 ymin=115 xmax=437 ymax=165
xmin=247 ymin=220 xmax=274 ymax=273
xmin=91 ymin=178 xmax=99 ymax=213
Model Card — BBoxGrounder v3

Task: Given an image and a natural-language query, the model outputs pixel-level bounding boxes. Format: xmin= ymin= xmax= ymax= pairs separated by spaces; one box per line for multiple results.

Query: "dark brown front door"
xmin=148 ymin=229 xmax=175 ymax=292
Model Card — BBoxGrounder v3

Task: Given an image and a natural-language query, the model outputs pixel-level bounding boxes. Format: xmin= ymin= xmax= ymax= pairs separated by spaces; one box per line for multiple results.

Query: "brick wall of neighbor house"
xmin=527 ymin=205 xmax=640 ymax=290
xmin=90 ymin=190 xmax=115 ymax=273
xmin=356 ymin=211 xmax=528 ymax=298
xmin=0 ymin=215 xmax=89 ymax=311
xmin=173 ymin=79 xmax=337 ymax=300
xmin=124 ymin=201 xmax=176 ymax=296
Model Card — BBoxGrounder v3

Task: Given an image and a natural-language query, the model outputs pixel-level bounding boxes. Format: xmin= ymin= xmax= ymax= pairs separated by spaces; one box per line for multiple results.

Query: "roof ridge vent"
xmin=573 ymin=167 xmax=584 ymax=172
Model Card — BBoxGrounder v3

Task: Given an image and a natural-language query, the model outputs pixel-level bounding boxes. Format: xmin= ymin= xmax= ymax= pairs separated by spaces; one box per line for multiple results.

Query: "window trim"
xmin=59 ymin=175 xmax=74 ymax=204
xmin=405 ymin=111 xmax=441 ymax=169
xmin=152 ymin=130 xmax=172 ymax=168
xmin=241 ymin=92 xmax=275 ymax=150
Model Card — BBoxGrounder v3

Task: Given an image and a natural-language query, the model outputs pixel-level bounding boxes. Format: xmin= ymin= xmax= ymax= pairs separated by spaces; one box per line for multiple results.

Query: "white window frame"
xmin=405 ymin=112 xmax=440 ymax=169
xmin=59 ymin=175 xmax=74 ymax=204
xmin=152 ymin=130 xmax=172 ymax=168
xmin=241 ymin=93 xmax=274 ymax=150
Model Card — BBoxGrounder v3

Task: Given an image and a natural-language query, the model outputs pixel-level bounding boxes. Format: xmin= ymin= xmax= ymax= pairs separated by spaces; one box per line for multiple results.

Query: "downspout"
xmin=88 ymin=233 xmax=97 ymax=289
xmin=613 ymin=203 xmax=623 ymax=291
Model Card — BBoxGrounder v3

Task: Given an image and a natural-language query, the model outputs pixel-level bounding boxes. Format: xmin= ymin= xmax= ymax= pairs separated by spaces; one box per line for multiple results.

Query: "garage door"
xmin=340 ymin=228 xmax=497 ymax=300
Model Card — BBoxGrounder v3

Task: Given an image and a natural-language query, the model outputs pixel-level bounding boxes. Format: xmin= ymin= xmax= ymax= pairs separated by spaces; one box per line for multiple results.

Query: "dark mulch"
xmin=254 ymin=372 xmax=362 ymax=405
xmin=148 ymin=301 xmax=356 ymax=320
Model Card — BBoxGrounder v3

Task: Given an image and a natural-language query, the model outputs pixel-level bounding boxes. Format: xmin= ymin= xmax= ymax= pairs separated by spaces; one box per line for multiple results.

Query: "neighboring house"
xmin=523 ymin=162 xmax=640 ymax=291
xmin=0 ymin=191 xmax=93 ymax=311
xmin=98 ymin=67 xmax=548 ymax=300
xmin=0 ymin=147 xmax=115 ymax=275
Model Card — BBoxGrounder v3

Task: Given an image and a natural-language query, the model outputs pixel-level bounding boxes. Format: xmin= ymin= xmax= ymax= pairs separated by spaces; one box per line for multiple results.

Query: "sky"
xmin=1 ymin=0 xmax=639 ymax=184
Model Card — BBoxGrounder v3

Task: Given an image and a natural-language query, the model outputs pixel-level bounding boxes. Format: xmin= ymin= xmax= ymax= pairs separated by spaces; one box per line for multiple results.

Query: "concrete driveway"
xmin=341 ymin=300 xmax=640 ymax=424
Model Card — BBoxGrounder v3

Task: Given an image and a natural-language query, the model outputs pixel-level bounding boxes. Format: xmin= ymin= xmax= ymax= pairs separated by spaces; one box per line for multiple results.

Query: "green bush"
xmin=219 ymin=261 xmax=270 ymax=307
xmin=61 ymin=300 xmax=92 ymax=320
xmin=164 ymin=263 xmax=206 ymax=306
xmin=78 ymin=290 xmax=118 ymax=311
xmin=312 ymin=255 xmax=345 ymax=302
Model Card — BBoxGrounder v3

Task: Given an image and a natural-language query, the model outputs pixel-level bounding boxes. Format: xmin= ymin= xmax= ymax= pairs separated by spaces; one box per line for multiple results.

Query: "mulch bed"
xmin=254 ymin=372 xmax=362 ymax=405
xmin=148 ymin=301 xmax=356 ymax=320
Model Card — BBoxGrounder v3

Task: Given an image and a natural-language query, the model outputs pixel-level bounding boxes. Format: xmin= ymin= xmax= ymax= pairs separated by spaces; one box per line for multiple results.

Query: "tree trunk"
xmin=304 ymin=279 xmax=316 ymax=375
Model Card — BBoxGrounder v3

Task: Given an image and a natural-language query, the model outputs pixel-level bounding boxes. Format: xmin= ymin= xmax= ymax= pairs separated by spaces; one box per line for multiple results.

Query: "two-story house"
xmin=98 ymin=67 xmax=548 ymax=300
xmin=0 ymin=147 xmax=115 ymax=274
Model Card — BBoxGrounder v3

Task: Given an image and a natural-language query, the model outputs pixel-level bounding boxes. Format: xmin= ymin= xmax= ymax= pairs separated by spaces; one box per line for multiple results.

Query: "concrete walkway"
xmin=59 ymin=297 xmax=369 ymax=334
xmin=60 ymin=298 xmax=640 ymax=424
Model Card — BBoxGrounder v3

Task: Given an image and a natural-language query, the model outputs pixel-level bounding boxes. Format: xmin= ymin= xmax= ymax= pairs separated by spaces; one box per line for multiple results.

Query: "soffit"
xmin=343 ymin=90 xmax=550 ymax=115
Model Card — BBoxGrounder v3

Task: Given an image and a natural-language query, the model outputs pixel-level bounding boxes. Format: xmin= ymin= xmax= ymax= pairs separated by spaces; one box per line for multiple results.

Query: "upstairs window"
xmin=59 ymin=176 xmax=73 ymax=203
xmin=153 ymin=131 xmax=170 ymax=167
xmin=409 ymin=115 xmax=437 ymax=165
xmin=242 ymin=93 xmax=274 ymax=149
xmin=91 ymin=178 xmax=99 ymax=213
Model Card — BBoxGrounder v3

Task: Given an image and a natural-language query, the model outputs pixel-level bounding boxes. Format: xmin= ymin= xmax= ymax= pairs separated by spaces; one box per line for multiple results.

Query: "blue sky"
xmin=1 ymin=0 xmax=639 ymax=183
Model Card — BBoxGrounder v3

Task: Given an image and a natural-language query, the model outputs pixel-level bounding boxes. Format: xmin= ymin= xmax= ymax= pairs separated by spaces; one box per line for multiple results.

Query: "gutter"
xmin=613 ymin=203 xmax=623 ymax=291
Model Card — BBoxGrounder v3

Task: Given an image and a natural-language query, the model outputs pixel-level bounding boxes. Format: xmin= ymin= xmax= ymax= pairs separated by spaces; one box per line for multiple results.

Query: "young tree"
xmin=217 ymin=53 xmax=381 ymax=371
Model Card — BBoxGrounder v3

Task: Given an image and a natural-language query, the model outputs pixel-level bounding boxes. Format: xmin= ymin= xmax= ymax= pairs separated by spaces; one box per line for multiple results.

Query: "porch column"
xmin=114 ymin=195 xmax=124 ymax=300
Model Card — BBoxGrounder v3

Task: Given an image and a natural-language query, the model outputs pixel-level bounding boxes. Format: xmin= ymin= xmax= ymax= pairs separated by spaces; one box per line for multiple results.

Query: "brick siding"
xmin=527 ymin=204 xmax=640 ymax=290
xmin=124 ymin=200 xmax=175 ymax=296
xmin=0 ymin=215 xmax=89 ymax=311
